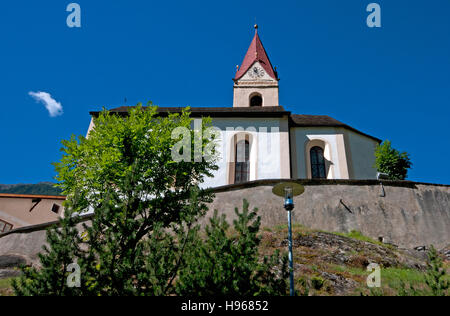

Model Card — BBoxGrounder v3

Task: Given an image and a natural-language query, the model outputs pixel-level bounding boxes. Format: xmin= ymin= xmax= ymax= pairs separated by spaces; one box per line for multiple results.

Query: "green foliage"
xmin=296 ymin=277 xmax=310 ymax=296
xmin=0 ymin=278 xmax=12 ymax=289
xmin=396 ymin=280 xmax=423 ymax=296
xmin=13 ymin=105 xmax=218 ymax=296
xmin=374 ymin=140 xmax=412 ymax=180
xmin=424 ymin=246 xmax=449 ymax=296
xmin=0 ymin=278 xmax=16 ymax=296
xmin=311 ymin=276 xmax=325 ymax=290
xmin=175 ymin=199 xmax=290 ymax=296
xmin=396 ymin=246 xmax=448 ymax=296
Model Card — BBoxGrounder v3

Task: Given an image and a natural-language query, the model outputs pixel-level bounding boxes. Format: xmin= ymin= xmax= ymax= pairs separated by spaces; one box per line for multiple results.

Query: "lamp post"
xmin=272 ymin=182 xmax=305 ymax=296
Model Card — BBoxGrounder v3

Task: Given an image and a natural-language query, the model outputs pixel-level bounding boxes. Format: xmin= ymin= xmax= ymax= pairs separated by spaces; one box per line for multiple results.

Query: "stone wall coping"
xmin=210 ymin=179 xmax=450 ymax=194
xmin=0 ymin=214 xmax=93 ymax=239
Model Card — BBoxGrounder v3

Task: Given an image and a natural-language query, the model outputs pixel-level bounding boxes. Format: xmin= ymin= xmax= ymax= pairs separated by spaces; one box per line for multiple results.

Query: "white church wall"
xmin=291 ymin=127 xmax=344 ymax=179
xmin=345 ymin=130 xmax=378 ymax=179
xmin=291 ymin=127 xmax=378 ymax=180
xmin=200 ymin=117 xmax=288 ymax=188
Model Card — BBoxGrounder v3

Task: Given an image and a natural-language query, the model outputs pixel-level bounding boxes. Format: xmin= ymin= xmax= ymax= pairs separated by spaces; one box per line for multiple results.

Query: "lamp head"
xmin=284 ymin=186 xmax=294 ymax=211
xmin=272 ymin=182 xmax=305 ymax=211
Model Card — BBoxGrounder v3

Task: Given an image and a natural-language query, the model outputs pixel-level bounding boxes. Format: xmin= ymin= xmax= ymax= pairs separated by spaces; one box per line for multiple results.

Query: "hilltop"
xmin=0 ymin=182 xmax=62 ymax=196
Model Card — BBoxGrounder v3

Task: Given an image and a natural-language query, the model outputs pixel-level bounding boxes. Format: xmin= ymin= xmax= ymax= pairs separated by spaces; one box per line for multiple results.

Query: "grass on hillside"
xmin=332 ymin=230 xmax=396 ymax=249
xmin=260 ymin=225 xmax=449 ymax=296
xmin=1 ymin=225 xmax=448 ymax=296
xmin=0 ymin=278 xmax=15 ymax=296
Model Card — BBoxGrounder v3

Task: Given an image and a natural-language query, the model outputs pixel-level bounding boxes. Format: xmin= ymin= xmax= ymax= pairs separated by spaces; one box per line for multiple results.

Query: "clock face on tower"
xmin=248 ymin=66 xmax=265 ymax=79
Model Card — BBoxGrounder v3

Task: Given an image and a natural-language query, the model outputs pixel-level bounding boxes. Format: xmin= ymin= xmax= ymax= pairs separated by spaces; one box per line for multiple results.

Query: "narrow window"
xmin=51 ymin=204 xmax=60 ymax=214
xmin=250 ymin=95 xmax=263 ymax=107
xmin=310 ymin=146 xmax=326 ymax=179
xmin=235 ymin=140 xmax=250 ymax=183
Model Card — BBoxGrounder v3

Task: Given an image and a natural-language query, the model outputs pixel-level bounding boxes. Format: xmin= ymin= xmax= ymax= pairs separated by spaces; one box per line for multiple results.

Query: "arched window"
xmin=250 ymin=94 xmax=263 ymax=107
xmin=235 ymin=140 xmax=250 ymax=183
xmin=310 ymin=146 xmax=326 ymax=179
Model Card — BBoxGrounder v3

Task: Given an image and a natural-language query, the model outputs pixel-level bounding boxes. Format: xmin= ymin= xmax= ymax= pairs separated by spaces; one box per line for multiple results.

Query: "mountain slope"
xmin=0 ymin=183 xmax=62 ymax=196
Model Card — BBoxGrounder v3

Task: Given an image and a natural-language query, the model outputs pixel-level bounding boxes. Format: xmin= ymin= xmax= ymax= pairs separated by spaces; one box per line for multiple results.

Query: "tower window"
xmin=250 ymin=95 xmax=263 ymax=107
xmin=235 ymin=140 xmax=250 ymax=183
xmin=310 ymin=146 xmax=326 ymax=179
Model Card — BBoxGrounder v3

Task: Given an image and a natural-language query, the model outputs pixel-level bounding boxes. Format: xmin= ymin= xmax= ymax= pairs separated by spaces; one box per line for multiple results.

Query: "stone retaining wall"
xmin=1 ymin=180 xmax=449 ymax=264
xmin=205 ymin=180 xmax=450 ymax=249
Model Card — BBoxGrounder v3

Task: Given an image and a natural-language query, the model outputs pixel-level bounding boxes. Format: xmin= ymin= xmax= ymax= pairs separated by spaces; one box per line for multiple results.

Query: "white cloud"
xmin=29 ymin=91 xmax=63 ymax=117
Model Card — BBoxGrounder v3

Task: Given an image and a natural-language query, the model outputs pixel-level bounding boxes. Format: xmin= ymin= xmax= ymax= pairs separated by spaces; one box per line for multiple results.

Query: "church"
xmin=89 ymin=26 xmax=381 ymax=189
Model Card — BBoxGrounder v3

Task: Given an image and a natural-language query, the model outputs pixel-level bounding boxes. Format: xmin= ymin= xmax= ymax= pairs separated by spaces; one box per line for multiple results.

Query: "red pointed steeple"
xmin=234 ymin=25 xmax=278 ymax=81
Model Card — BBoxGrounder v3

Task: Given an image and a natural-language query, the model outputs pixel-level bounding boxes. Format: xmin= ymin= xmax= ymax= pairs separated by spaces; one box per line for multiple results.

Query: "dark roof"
xmin=290 ymin=114 xmax=381 ymax=142
xmin=89 ymin=106 xmax=381 ymax=142
xmin=290 ymin=114 xmax=347 ymax=127
xmin=90 ymin=106 xmax=290 ymax=118
xmin=290 ymin=114 xmax=382 ymax=143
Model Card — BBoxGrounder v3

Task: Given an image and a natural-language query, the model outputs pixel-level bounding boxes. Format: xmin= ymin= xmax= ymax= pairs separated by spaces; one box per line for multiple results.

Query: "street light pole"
xmin=287 ymin=204 xmax=294 ymax=296
xmin=272 ymin=182 xmax=305 ymax=297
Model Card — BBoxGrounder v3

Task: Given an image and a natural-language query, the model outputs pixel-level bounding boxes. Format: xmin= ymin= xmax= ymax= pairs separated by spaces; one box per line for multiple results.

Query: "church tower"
xmin=233 ymin=25 xmax=279 ymax=107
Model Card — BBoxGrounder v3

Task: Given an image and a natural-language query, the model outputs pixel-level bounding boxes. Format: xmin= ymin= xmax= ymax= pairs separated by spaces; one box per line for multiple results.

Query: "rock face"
xmin=0 ymin=230 xmax=48 ymax=268
xmin=289 ymin=231 xmax=428 ymax=295
xmin=0 ymin=254 xmax=29 ymax=280
xmin=284 ymin=232 xmax=428 ymax=270
xmin=441 ymin=245 xmax=450 ymax=260
xmin=260 ymin=228 xmax=433 ymax=296
xmin=0 ymin=255 xmax=28 ymax=269
xmin=319 ymin=272 xmax=359 ymax=296
xmin=0 ymin=219 xmax=91 ymax=270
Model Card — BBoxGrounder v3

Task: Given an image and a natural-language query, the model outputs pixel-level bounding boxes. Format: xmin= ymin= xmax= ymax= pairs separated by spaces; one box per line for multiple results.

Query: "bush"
xmin=374 ymin=140 xmax=412 ymax=180
xmin=397 ymin=245 xmax=449 ymax=296
xmin=424 ymin=246 xmax=449 ymax=296
xmin=176 ymin=200 xmax=290 ymax=296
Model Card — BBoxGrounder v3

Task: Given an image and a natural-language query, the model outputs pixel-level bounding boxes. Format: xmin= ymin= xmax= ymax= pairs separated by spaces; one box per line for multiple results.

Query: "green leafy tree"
xmin=374 ymin=140 xmax=412 ymax=180
xmin=14 ymin=104 xmax=218 ymax=296
xmin=176 ymin=199 xmax=290 ymax=296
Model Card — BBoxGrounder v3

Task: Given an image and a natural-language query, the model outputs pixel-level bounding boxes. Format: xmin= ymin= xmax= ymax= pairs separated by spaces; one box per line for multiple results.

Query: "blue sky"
xmin=0 ymin=0 xmax=449 ymax=184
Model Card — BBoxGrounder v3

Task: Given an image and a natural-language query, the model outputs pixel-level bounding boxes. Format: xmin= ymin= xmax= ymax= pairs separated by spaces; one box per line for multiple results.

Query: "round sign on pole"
xmin=272 ymin=182 xmax=305 ymax=197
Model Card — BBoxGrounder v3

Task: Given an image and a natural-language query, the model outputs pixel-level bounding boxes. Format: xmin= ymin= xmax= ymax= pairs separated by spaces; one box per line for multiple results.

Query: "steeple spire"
xmin=233 ymin=26 xmax=279 ymax=108
xmin=234 ymin=25 xmax=278 ymax=81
